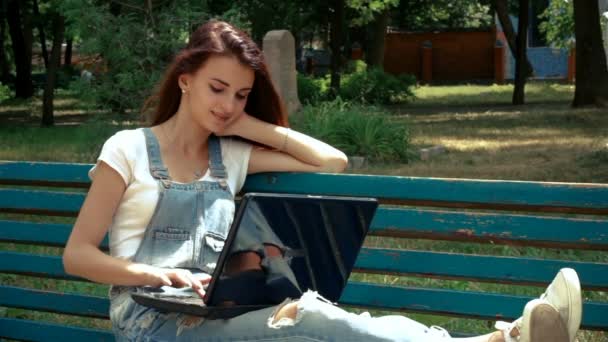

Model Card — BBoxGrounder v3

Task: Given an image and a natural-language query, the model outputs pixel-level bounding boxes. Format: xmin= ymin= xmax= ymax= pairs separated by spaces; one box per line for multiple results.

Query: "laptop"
xmin=131 ymin=192 xmax=378 ymax=319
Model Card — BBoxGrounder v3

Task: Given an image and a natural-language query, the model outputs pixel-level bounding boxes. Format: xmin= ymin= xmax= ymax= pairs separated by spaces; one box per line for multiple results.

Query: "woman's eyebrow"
xmin=210 ymin=78 xmax=252 ymax=91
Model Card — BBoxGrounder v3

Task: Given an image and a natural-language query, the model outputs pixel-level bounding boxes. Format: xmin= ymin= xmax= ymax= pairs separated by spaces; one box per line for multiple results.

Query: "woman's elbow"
xmin=62 ymin=245 xmax=79 ymax=276
xmin=320 ymin=152 xmax=348 ymax=173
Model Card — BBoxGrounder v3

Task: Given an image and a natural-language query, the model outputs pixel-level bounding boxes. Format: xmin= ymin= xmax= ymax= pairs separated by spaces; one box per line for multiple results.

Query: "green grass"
xmin=358 ymin=83 xmax=608 ymax=183
xmin=1 ymin=83 xmax=607 ymax=341
xmin=412 ymin=82 xmax=575 ymax=107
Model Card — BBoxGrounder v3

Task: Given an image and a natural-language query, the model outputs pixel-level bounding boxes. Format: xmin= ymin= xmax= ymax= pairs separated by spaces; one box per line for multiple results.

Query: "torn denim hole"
xmin=109 ymin=295 xmax=131 ymax=320
xmin=137 ymin=311 xmax=159 ymax=331
xmin=176 ymin=314 xmax=206 ymax=336
xmin=267 ymin=290 xmax=335 ymax=329
xmin=267 ymin=297 xmax=301 ymax=329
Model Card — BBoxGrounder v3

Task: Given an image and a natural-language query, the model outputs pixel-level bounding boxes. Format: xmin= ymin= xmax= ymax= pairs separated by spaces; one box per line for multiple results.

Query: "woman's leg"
xmin=270 ymin=297 xmax=565 ymax=342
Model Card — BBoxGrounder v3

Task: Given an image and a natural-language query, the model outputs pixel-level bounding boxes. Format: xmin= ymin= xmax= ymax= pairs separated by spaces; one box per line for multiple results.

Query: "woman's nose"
xmin=220 ymin=97 xmax=236 ymax=114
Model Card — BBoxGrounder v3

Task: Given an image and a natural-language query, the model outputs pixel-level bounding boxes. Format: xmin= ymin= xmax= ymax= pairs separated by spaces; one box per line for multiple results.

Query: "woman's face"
xmin=180 ymin=54 xmax=254 ymax=133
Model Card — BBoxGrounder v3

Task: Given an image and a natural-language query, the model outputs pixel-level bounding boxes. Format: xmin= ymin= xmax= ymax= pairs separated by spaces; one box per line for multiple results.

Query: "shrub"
xmin=0 ymin=83 xmax=12 ymax=103
xmin=297 ymin=73 xmax=323 ymax=105
xmin=61 ymin=0 xmax=210 ymax=113
xmin=291 ymin=100 xmax=411 ymax=162
xmin=339 ymin=67 xmax=416 ymax=105
xmin=344 ymin=59 xmax=367 ymax=74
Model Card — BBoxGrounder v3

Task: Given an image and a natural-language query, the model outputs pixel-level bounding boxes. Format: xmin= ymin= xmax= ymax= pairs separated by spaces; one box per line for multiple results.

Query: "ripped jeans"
xmin=110 ymin=289 xmax=452 ymax=342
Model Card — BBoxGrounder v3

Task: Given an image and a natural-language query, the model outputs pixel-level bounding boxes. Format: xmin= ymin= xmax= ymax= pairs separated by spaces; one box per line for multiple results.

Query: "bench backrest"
xmin=1 ymin=161 xmax=607 ymax=341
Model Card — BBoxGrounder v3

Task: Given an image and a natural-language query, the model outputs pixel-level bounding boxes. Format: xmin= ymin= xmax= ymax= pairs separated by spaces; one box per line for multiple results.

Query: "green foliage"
xmin=291 ymin=100 xmax=411 ymax=162
xmin=60 ymin=0 xmax=210 ymax=113
xmin=344 ymin=59 xmax=368 ymax=73
xmin=298 ymin=63 xmax=415 ymax=105
xmin=215 ymin=1 xmax=325 ymax=43
xmin=539 ymin=0 xmax=574 ymax=49
xmin=0 ymin=83 xmax=12 ymax=102
xmin=297 ymin=73 xmax=326 ymax=105
xmin=347 ymin=0 xmax=399 ymax=26
xmin=339 ymin=67 xmax=416 ymax=105
xmin=297 ymin=73 xmax=333 ymax=105
xmin=393 ymin=0 xmax=492 ymax=30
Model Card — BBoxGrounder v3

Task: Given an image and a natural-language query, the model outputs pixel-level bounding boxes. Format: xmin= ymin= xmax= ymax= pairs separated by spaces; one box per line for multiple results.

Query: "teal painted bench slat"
xmin=1 ymin=161 xmax=607 ymax=341
xmin=0 ymin=220 xmax=109 ymax=249
xmin=341 ymin=283 xmax=608 ymax=330
xmin=374 ymin=208 xmax=608 ymax=249
xmin=0 ymin=318 xmax=114 ymax=341
xmin=4 ymin=203 xmax=607 ymax=250
xmin=355 ymin=248 xmax=608 ymax=290
xmin=0 ymin=161 xmax=92 ymax=186
xmin=243 ymin=173 xmax=608 ymax=213
xmin=4 ymin=247 xmax=608 ymax=290
xmin=0 ymin=286 xmax=109 ymax=318
xmin=0 ymin=189 xmax=85 ymax=215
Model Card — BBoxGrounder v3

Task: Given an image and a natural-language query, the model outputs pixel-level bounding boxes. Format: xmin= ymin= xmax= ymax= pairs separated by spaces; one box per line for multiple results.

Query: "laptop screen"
xmin=206 ymin=193 xmax=378 ymax=305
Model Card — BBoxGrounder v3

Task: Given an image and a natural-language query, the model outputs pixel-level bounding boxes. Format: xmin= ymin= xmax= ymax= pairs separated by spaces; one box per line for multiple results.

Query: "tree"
xmin=512 ymin=0 xmax=528 ymax=105
xmin=61 ymin=0 xmax=210 ymax=113
xmin=347 ymin=0 xmax=399 ymax=68
xmin=572 ymin=0 xmax=608 ymax=107
xmin=0 ymin=1 xmax=12 ymax=85
xmin=64 ymin=36 xmax=72 ymax=66
xmin=33 ymin=0 xmax=48 ymax=68
xmin=329 ymin=0 xmax=345 ymax=94
xmin=6 ymin=0 xmax=34 ymax=98
xmin=538 ymin=0 xmax=574 ymax=49
xmin=493 ymin=0 xmax=533 ymax=77
xmin=392 ymin=0 xmax=493 ymax=30
xmin=366 ymin=8 xmax=390 ymax=68
xmin=41 ymin=11 xmax=64 ymax=126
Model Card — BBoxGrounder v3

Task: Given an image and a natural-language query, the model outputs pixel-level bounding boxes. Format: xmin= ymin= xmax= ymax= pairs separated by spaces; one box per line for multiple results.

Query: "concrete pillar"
xmin=263 ymin=30 xmax=301 ymax=115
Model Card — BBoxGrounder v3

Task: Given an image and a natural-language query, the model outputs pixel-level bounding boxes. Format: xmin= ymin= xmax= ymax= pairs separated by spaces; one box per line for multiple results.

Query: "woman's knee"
xmin=271 ymin=301 xmax=299 ymax=324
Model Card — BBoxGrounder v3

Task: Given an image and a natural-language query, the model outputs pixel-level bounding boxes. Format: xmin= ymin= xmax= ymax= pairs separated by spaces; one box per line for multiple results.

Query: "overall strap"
xmin=208 ymin=135 xmax=228 ymax=179
xmin=143 ymin=128 xmax=170 ymax=180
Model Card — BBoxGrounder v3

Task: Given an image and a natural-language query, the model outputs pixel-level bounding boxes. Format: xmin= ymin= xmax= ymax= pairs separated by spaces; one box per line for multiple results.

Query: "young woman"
xmin=63 ymin=20 xmax=581 ymax=342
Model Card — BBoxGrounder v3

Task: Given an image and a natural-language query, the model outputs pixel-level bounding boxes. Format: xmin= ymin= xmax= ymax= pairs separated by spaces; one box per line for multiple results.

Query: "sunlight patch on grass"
xmin=413 ymin=83 xmax=574 ymax=106
xmin=434 ymin=136 xmax=597 ymax=152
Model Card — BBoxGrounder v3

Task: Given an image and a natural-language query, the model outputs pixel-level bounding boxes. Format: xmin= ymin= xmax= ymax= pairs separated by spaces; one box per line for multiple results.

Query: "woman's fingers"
xmin=165 ymin=269 xmax=193 ymax=287
xmin=194 ymin=273 xmax=212 ymax=284
xmin=155 ymin=268 xmax=210 ymax=298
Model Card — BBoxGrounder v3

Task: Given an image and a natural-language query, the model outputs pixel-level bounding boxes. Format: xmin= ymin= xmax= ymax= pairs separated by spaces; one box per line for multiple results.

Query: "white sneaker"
xmin=540 ymin=268 xmax=582 ymax=342
xmin=520 ymin=299 xmax=569 ymax=342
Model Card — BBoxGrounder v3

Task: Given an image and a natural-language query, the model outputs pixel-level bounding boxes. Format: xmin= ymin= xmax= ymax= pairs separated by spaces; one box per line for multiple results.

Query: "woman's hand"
xmin=140 ymin=265 xmax=211 ymax=298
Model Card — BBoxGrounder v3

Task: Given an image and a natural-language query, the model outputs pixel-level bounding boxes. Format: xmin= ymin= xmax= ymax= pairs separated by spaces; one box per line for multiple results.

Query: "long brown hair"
xmin=143 ymin=20 xmax=287 ymax=127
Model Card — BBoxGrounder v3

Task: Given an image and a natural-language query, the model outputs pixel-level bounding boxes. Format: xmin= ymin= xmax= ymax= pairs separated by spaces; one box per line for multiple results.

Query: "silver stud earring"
xmin=181 ymin=88 xmax=186 ymax=94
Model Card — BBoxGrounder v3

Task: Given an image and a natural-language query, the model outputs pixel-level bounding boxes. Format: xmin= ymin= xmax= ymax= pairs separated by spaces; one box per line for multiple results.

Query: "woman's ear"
xmin=178 ymin=74 xmax=190 ymax=92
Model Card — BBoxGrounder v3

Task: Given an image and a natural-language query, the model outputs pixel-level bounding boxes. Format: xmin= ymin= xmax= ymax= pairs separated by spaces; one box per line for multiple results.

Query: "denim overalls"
xmin=108 ymin=128 xmax=450 ymax=341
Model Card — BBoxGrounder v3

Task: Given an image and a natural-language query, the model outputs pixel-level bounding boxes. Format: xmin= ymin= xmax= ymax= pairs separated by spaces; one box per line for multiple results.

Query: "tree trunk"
xmin=512 ymin=0 xmax=528 ymax=105
xmin=6 ymin=0 xmax=34 ymax=98
xmin=572 ymin=0 xmax=608 ymax=107
xmin=0 ymin=2 xmax=12 ymax=85
xmin=493 ymin=0 xmax=533 ymax=77
xmin=42 ymin=14 xmax=65 ymax=126
xmin=33 ymin=0 xmax=48 ymax=68
xmin=367 ymin=9 xmax=390 ymax=69
xmin=329 ymin=0 xmax=344 ymax=96
xmin=64 ymin=37 xmax=73 ymax=66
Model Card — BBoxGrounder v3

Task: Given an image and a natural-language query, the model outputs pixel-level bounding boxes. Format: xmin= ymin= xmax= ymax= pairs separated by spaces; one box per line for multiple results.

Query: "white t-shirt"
xmin=89 ymin=128 xmax=252 ymax=260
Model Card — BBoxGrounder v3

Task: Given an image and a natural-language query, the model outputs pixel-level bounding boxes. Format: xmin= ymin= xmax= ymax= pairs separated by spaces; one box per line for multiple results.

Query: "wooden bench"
xmin=1 ymin=161 xmax=607 ymax=341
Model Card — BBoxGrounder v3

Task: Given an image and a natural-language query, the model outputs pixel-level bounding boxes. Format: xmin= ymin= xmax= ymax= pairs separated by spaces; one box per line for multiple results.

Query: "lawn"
xmin=1 ymin=83 xmax=606 ymax=341
xmin=364 ymin=83 xmax=608 ymax=183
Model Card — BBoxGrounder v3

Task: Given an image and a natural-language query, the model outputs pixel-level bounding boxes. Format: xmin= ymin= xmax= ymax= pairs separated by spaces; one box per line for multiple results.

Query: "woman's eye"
xmin=210 ymin=85 xmax=223 ymax=93
xmin=236 ymin=93 xmax=248 ymax=100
